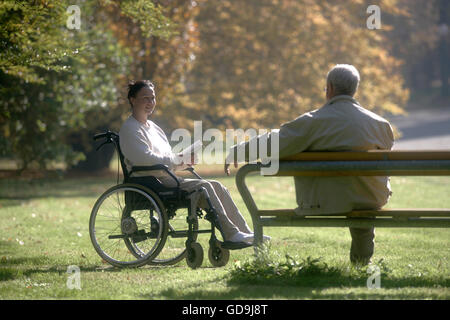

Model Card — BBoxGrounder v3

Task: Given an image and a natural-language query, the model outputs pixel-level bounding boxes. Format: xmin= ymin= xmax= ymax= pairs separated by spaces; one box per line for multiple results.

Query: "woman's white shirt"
xmin=119 ymin=115 xmax=178 ymax=179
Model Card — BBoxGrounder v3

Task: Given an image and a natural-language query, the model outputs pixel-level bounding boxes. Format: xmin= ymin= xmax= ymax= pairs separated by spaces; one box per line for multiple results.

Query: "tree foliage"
xmin=0 ymin=0 xmax=75 ymax=83
xmin=99 ymin=0 xmax=200 ymax=131
xmin=67 ymin=0 xmax=200 ymax=171
xmin=188 ymin=0 xmax=410 ymax=130
xmin=0 ymin=0 xmax=177 ymax=170
xmin=383 ymin=0 xmax=449 ymax=95
xmin=2 ymin=0 xmax=445 ymax=171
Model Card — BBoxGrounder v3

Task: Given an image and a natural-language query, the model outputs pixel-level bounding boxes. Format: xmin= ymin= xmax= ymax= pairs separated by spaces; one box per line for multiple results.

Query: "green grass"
xmin=0 ymin=174 xmax=449 ymax=299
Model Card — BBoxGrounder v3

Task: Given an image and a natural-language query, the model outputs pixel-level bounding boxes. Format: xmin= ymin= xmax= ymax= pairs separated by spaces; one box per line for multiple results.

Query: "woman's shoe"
xmin=228 ymin=232 xmax=254 ymax=244
xmin=247 ymin=232 xmax=271 ymax=242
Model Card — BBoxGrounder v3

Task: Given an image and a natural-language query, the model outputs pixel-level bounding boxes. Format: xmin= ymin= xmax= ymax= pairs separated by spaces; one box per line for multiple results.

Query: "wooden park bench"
xmin=235 ymin=150 xmax=450 ymax=245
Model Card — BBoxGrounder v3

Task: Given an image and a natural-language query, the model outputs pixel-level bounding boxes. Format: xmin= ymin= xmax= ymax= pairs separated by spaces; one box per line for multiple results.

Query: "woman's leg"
xmin=208 ymin=180 xmax=253 ymax=234
xmin=179 ymin=179 xmax=241 ymax=240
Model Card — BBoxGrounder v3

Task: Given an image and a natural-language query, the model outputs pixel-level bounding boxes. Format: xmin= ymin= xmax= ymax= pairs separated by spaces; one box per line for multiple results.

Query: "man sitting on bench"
xmin=225 ymin=64 xmax=394 ymax=265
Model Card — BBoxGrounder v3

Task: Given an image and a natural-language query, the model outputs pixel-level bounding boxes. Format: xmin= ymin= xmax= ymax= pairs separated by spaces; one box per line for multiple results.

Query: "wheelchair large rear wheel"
xmin=89 ymin=184 xmax=168 ymax=268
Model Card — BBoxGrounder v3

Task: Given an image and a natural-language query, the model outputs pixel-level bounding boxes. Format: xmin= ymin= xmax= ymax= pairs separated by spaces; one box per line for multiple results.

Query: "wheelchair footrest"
xmin=220 ymin=241 xmax=253 ymax=250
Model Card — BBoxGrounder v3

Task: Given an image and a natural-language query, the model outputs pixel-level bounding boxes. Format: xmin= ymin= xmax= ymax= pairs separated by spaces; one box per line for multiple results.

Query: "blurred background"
xmin=0 ymin=0 xmax=449 ymax=177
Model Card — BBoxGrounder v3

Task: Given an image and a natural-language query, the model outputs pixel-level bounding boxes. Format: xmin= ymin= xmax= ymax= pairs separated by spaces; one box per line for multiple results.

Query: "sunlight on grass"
xmin=0 ymin=175 xmax=449 ymax=299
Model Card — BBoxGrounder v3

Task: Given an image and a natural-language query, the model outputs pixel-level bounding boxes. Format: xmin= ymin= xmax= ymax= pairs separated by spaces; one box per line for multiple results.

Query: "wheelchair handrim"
xmin=89 ymin=185 xmax=167 ymax=267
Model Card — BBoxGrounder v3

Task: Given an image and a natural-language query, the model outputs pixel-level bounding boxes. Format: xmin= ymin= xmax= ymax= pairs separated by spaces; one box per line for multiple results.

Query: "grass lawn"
xmin=0 ymin=172 xmax=449 ymax=300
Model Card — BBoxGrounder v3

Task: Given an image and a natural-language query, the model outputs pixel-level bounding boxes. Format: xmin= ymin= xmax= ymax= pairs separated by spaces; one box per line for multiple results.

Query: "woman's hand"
xmin=224 ymin=161 xmax=238 ymax=176
xmin=189 ymin=152 xmax=197 ymax=166
xmin=175 ymin=152 xmax=196 ymax=169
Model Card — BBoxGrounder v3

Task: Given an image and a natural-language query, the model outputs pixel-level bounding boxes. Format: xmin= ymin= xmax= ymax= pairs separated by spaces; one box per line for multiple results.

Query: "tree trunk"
xmin=439 ymin=0 xmax=449 ymax=97
xmin=69 ymin=129 xmax=116 ymax=172
xmin=72 ymin=142 xmax=115 ymax=172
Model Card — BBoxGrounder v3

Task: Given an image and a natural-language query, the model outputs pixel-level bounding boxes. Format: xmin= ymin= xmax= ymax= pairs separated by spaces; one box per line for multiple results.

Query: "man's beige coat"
xmin=230 ymin=95 xmax=395 ymax=215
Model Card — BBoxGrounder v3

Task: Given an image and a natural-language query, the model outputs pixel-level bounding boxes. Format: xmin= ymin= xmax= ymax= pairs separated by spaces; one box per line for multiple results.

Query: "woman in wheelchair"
xmin=119 ymin=80 xmax=260 ymax=246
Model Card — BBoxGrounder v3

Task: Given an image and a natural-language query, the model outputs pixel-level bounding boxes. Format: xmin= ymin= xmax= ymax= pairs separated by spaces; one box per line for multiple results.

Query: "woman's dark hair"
xmin=127 ymin=80 xmax=154 ymax=107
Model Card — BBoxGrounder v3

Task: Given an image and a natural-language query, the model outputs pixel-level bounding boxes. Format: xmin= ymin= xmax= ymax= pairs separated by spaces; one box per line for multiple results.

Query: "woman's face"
xmin=131 ymin=86 xmax=156 ymax=118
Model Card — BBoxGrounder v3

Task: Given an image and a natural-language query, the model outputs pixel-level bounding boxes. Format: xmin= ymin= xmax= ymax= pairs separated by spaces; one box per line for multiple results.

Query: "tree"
xmin=0 ymin=0 xmax=74 ymax=83
xmin=382 ymin=0 xmax=445 ymax=95
xmin=69 ymin=0 xmax=201 ymax=171
xmin=188 ymin=0 xmax=410 ymax=131
xmin=0 ymin=0 xmax=84 ymax=168
xmin=0 ymin=0 xmax=179 ymax=170
xmin=98 ymin=0 xmax=200 ymax=129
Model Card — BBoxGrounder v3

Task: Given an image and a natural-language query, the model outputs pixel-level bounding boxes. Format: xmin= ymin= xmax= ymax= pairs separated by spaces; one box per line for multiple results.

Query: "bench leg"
xmin=253 ymin=220 xmax=264 ymax=256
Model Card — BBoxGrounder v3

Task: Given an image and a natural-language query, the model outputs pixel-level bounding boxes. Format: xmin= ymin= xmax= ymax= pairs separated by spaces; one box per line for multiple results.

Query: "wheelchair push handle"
xmin=93 ymin=130 xmax=118 ymax=141
xmin=93 ymin=131 xmax=119 ymax=151
xmin=93 ymin=132 xmax=107 ymax=141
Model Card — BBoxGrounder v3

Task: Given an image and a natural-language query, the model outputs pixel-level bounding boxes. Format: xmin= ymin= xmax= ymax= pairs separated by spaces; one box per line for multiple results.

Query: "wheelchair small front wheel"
xmin=148 ymin=207 xmax=199 ymax=266
xmin=186 ymin=242 xmax=203 ymax=269
xmin=208 ymin=243 xmax=230 ymax=267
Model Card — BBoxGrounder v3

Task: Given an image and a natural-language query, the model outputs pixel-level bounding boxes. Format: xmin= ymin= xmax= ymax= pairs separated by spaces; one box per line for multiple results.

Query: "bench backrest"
xmin=281 ymin=150 xmax=450 ymax=161
xmin=274 ymin=150 xmax=450 ymax=177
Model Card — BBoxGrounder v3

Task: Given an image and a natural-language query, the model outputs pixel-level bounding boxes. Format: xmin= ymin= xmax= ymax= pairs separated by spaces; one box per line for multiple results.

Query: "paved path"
xmin=385 ymin=105 xmax=450 ymax=150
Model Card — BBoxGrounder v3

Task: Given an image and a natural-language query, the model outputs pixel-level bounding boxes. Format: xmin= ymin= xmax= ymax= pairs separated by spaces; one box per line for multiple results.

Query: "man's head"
xmin=325 ymin=64 xmax=360 ymax=100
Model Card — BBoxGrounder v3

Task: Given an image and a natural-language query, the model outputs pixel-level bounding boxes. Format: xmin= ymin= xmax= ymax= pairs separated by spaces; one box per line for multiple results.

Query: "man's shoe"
xmin=350 ymin=256 xmax=372 ymax=266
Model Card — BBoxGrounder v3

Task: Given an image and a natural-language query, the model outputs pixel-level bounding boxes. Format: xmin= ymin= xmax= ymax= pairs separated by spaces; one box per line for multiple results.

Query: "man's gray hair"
xmin=326 ymin=64 xmax=360 ymax=96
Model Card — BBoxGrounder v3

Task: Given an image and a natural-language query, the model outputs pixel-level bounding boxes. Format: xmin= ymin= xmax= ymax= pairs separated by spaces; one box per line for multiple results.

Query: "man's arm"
xmin=385 ymin=122 xmax=395 ymax=150
xmin=225 ymin=112 xmax=315 ymax=173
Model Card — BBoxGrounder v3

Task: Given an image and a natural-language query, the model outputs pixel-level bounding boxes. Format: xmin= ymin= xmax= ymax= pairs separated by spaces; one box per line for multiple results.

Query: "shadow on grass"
xmin=0 ymin=251 xmax=185 ymax=282
xmin=152 ymin=270 xmax=449 ymax=300
xmin=226 ymin=271 xmax=449 ymax=289
xmin=0 ymin=259 xmax=131 ymax=281
xmin=149 ymin=252 xmax=449 ymax=300
xmin=0 ymin=177 xmax=115 ymax=207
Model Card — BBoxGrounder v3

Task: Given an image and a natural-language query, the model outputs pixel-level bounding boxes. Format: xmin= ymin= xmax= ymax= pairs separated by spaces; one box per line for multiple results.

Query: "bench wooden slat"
xmin=275 ymin=169 xmax=450 ymax=176
xmin=272 ymin=159 xmax=450 ymax=176
xmin=259 ymin=217 xmax=450 ymax=228
xmin=258 ymin=209 xmax=450 ymax=218
xmin=281 ymin=150 xmax=450 ymax=161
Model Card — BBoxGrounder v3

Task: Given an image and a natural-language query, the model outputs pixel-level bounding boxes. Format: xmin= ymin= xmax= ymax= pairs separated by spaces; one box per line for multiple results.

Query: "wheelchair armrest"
xmin=131 ymin=164 xmax=169 ymax=172
xmin=184 ymin=166 xmax=202 ymax=179
xmin=129 ymin=164 xmax=180 ymax=188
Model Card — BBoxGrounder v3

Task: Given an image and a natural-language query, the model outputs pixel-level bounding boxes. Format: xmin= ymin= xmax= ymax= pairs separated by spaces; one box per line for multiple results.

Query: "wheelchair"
xmin=89 ymin=130 xmax=251 ymax=269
